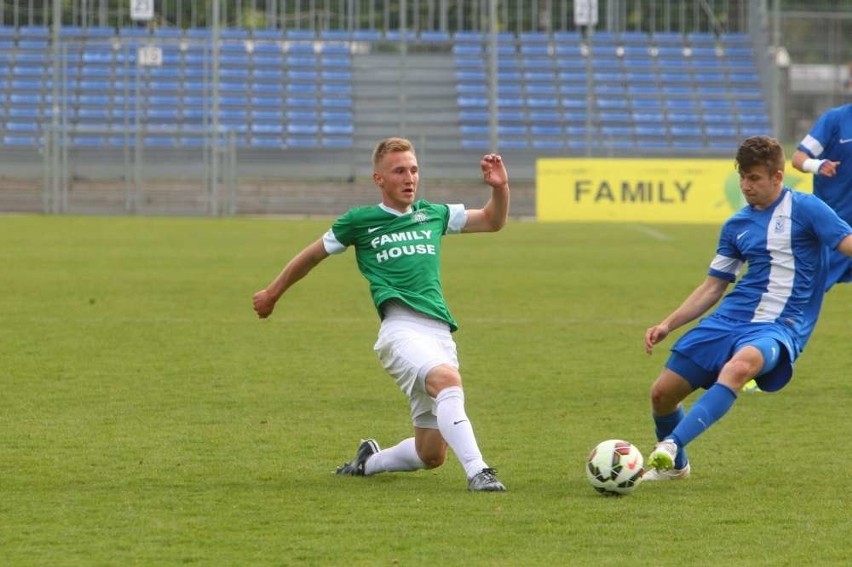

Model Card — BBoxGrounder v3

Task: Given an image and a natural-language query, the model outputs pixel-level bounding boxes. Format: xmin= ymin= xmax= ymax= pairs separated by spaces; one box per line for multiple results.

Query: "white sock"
xmin=364 ymin=437 xmax=425 ymax=475
xmin=435 ymin=386 xmax=488 ymax=478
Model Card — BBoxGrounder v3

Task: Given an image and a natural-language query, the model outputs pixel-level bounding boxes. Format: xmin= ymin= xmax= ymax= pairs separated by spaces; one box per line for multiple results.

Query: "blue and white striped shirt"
xmin=708 ymin=188 xmax=852 ymax=351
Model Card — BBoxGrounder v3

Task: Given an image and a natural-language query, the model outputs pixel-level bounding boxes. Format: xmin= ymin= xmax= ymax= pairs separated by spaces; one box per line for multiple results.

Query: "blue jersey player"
xmin=792 ymin=103 xmax=852 ymax=290
xmin=643 ymin=136 xmax=852 ymax=480
xmin=743 ymin=105 xmax=852 ymax=394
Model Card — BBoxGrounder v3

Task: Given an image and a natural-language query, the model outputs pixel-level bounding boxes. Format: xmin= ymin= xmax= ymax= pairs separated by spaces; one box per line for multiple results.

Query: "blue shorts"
xmin=665 ymin=314 xmax=797 ymax=392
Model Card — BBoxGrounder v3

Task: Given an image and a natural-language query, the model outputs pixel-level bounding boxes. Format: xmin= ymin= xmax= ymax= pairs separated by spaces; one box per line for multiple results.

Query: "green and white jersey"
xmin=322 ymin=199 xmax=467 ymax=331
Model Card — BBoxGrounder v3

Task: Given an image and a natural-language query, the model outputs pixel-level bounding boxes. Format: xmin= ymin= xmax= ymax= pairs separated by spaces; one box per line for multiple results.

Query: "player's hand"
xmin=481 ymin=153 xmax=508 ymax=189
xmin=819 ymin=160 xmax=840 ymax=177
xmin=252 ymin=289 xmax=276 ymax=319
xmin=644 ymin=324 xmax=670 ymax=354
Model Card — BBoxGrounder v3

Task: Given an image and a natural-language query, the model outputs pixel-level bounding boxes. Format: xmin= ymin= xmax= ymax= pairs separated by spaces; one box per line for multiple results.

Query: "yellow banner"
xmin=536 ymin=158 xmax=813 ymax=224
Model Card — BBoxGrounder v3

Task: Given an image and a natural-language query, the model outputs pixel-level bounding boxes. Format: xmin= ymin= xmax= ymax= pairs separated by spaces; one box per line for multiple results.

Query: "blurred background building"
xmin=0 ymin=0 xmax=849 ymax=215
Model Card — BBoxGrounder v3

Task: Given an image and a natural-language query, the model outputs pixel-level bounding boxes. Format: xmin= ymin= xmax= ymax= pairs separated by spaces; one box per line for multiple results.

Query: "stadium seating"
xmin=453 ymin=27 xmax=770 ymax=152
xmin=0 ymin=25 xmax=770 ymax=154
xmin=0 ymin=25 xmax=354 ymax=149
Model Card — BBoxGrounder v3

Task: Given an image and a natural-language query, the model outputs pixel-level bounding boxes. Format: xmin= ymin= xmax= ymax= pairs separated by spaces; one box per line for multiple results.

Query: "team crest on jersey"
xmin=412 ymin=211 xmax=429 ymax=224
xmin=774 ymin=216 xmax=786 ymax=233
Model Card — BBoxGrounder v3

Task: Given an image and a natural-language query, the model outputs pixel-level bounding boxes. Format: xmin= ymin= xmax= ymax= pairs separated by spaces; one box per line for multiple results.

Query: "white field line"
xmin=626 ymin=224 xmax=673 ymax=241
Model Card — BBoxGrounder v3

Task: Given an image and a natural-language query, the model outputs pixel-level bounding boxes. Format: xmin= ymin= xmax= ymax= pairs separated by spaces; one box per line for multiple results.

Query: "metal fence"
xmin=1 ymin=0 xmax=753 ymax=34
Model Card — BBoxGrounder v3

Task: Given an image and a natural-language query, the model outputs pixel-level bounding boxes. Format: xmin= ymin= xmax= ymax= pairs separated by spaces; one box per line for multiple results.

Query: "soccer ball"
xmin=585 ymin=439 xmax=644 ymax=496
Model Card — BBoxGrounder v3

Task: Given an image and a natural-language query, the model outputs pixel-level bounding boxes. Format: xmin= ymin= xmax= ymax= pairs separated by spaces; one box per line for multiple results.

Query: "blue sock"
xmin=670 ymin=383 xmax=737 ymax=448
xmin=653 ymin=406 xmax=688 ymax=469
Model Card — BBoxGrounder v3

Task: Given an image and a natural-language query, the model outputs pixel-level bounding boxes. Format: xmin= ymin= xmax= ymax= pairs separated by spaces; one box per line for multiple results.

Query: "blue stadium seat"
xmin=720 ymin=33 xmax=750 ymax=46
xmin=8 ymin=106 xmax=41 ymax=119
xmin=529 ymin=110 xmax=562 ymax=123
xmin=632 ymin=98 xmax=663 ymax=110
xmin=526 ymin=83 xmax=557 ymax=96
xmin=287 ymin=41 xmax=317 ymax=55
xmin=589 ymin=31 xmax=618 ymax=45
xmin=522 ymin=58 xmax=554 ymax=72
xmin=453 ymin=44 xmax=482 ymax=56
xmin=652 ymin=32 xmax=685 ymax=46
xmin=495 ymin=111 xmax=524 ymax=124
xmin=620 ymin=31 xmax=650 ymax=45
xmin=633 ymin=111 xmax=665 ymax=124
xmin=322 ymin=120 xmax=353 ymax=135
xmin=252 ymin=68 xmax=284 ymax=83
xmin=566 ymin=125 xmax=591 ymax=136
xmin=497 ymin=96 xmax=524 ymax=109
xmin=670 ymin=125 xmax=703 ymax=138
xmin=666 ymin=97 xmax=698 ymax=110
xmin=250 ymin=136 xmax=284 ymax=148
xmin=120 ymin=27 xmax=150 ymax=38
xmin=687 ymin=32 xmax=717 ymax=46
xmin=321 ymin=97 xmax=351 ymax=109
xmin=600 ymin=125 xmax=633 ymax=138
xmin=530 ymin=122 xmax=563 ymax=136
xmin=460 ymin=124 xmax=490 ymax=137
xmin=458 ymin=83 xmax=487 ymax=95
xmin=706 ymin=126 xmax=738 ymax=138
xmin=459 ymin=110 xmax=489 ymax=124
xmin=3 ymin=135 xmax=40 ymax=146
xmin=702 ymin=99 xmax=733 ymax=112
xmin=520 ymin=42 xmax=551 ymax=57
xmin=418 ymin=30 xmax=450 ymax=43
xmin=628 ymin=84 xmax=658 ymax=97
xmin=703 ymin=112 xmax=736 ymax=125
xmin=669 ymin=112 xmax=701 ymax=124
xmin=594 ymin=84 xmax=623 ymax=96
xmin=221 ymin=28 xmax=251 ymax=40
xmin=597 ymin=98 xmax=629 ymax=110
xmin=561 ymin=98 xmax=589 ymax=111
xmin=248 ymin=93 xmax=281 ymax=110
xmin=351 ymin=29 xmax=382 ymax=42
xmin=621 ymin=45 xmax=650 ymax=58
xmin=527 ymin=97 xmax=558 ymax=109
xmin=148 ymin=133 xmax=188 ymax=148
xmin=635 ymin=125 xmax=668 ymax=138
xmin=10 ymin=78 xmax=44 ymax=92
xmin=598 ymin=110 xmax=631 ymax=123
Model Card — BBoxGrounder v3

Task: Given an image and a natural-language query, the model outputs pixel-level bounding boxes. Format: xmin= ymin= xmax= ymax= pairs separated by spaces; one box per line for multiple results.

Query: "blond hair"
xmin=372 ymin=137 xmax=415 ymax=169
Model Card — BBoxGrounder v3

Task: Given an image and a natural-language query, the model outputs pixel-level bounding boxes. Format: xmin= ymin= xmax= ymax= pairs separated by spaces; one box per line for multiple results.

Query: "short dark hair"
xmin=735 ymin=135 xmax=785 ymax=174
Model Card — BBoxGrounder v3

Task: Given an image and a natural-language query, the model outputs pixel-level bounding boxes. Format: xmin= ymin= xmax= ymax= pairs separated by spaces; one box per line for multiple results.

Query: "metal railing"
xmin=2 ymin=0 xmax=754 ymax=35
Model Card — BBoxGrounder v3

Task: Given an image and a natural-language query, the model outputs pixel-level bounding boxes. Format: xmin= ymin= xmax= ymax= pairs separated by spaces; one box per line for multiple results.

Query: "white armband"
xmin=802 ymin=158 xmax=826 ymax=174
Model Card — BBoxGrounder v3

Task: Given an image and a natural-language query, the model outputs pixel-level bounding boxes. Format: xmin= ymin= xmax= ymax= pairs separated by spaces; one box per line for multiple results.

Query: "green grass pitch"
xmin=1 ymin=215 xmax=849 ymax=565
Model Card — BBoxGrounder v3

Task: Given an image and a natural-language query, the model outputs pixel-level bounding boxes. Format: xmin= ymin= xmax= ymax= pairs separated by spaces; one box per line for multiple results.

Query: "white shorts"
xmin=373 ymin=301 xmax=459 ymax=429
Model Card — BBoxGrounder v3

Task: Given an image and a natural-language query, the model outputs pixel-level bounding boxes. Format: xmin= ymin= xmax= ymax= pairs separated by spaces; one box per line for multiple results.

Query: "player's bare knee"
xmin=722 ymin=359 xmax=759 ymax=385
xmin=425 ymin=365 xmax=462 ymax=396
xmin=650 ymin=382 xmax=678 ymax=414
xmin=418 ymin=447 xmax=446 ymax=469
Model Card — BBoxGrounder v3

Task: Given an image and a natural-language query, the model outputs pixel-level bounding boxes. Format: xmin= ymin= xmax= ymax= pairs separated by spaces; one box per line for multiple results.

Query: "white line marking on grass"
xmin=627 ymin=224 xmax=673 ymax=241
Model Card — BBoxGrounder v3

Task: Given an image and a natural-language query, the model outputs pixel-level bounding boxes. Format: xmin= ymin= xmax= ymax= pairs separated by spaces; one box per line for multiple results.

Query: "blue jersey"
xmin=707 ymin=188 xmax=852 ymax=354
xmin=797 ymin=104 xmax=852 ymax=222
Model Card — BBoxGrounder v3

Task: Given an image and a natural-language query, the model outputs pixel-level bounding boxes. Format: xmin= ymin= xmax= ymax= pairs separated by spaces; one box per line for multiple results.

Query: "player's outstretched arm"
xmin=644 ymin=276 xmax=729 ymax=354
xmin=252 ymin=238 xmax=330 ymax=319
xmin=463 ymin=153 xmax=510 ymax=233
xmin=792 ymin=149 xmax=839 ymax=177
xmin=836 ymin=234 xmax=852 ymax=257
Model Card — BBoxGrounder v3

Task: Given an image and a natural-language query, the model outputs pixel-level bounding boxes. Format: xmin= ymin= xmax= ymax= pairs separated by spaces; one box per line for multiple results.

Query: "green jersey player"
xmin=252 ymin=137 xmax=511 ymax=491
